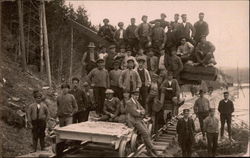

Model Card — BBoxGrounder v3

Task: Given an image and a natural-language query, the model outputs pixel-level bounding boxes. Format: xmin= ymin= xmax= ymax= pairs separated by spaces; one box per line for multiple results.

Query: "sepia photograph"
xmin=0 ymin=0 xmax=249 ymax=157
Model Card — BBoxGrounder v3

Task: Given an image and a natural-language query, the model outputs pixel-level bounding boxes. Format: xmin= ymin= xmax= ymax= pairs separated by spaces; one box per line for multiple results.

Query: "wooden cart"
xmin=53 ymin=121 xmax=134 ymax=157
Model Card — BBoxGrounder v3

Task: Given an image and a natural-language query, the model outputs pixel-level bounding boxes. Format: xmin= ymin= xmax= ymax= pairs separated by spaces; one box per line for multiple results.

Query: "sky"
xmin=65 ymin=0 xmax=249 ymax=68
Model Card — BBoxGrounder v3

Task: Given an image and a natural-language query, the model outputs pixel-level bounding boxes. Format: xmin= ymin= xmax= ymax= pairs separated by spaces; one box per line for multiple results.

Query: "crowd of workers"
xmin=25 ymin=12 xmax=234 ymax=157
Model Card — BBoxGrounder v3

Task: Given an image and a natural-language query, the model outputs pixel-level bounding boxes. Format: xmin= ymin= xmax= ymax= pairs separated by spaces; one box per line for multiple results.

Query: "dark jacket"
xmin=57 ymin=93 xmax=78 ymax=117
xmin=98 ymin=24 xmax=116 ymax=41
xmin=218 ymin=99 xmax=234 ymax=115
xmin=69 ymin=88 xmax=88 ymax=112
xmin=194 ymin=21 xmax=209 ymax=42
xmin=176 ymin=22 xmax=195 ymax=40
xmin=27 ymin=102 xmax=49 ymax=122
xmin=114 ymin=29 xmax=127 ymax=41
xmin=176 ymin=117 xmax=195 ymax=144
xmin=126 ymin=25 xmax=138 ymax=39
xmin=126 ymin=98 xmax=145 ymax=123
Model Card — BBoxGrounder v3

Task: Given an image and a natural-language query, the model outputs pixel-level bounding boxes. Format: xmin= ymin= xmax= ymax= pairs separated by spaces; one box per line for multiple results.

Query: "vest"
xmin=137 ymin=68 xmax=146 ymax=84
xmin=85 ymin=51 xmax=98 ymax=64
xmin=164 ymin=82 xmax=174 ymax=101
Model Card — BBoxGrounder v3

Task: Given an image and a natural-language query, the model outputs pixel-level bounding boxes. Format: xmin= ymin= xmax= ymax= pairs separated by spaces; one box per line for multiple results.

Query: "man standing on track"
xmin=193 ymin=89 xmax=210 ymax=139
xmin=218 ymin=91 xmax=234 ymax=141
xmin=176 ymin=109 xmax=195 ymax=157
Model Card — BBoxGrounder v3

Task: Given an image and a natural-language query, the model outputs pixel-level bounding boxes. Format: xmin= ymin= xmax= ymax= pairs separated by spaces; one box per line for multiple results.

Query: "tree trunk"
xmin=58 ymin=40 xmax=63 ymax=83
xmin=69 ymin=25 xmax=73 ymax=82
xmin=41 ymin=0 xmax=52 ymax=87
xmin=39 ymin=3 xmax=44 ymax=74
xmin=18 ymin=0 xmax=27 ymax=71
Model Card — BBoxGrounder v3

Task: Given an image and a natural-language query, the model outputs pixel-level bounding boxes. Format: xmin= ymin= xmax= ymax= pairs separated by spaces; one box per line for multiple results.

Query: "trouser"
xmin=110 ymin=85 xmax=123 ymax=100
xmin=180 ymin=137 xmax=193 ymax=157
xmin=31 ymin=119 xmax=46 ymax=151
xmin=127 ymin=38 xmax=139 ymax=52
xmin=59 ymin=116 xmax=73 ymax=127
xmin=206 ymin=132 xmax=218 ymax=157
xmin=178 ymin=54 xmax=193 ymax=63
xmin=146 ymin=94 xmax=158 ymax=116
xmin=73 ymin=110 xmax=89 ymax=123
xmin=155 ymin=109 xmax=164 ymax=133
xmin=197 ymin=112 xmax=209 ymax=136
xmin=139 ymin=36 xmax=149 ymax=50
xmin=139 ymin=85 xmax=148 ymax=109
xmin=220 ymin=114 xmax=232 ymax=138
xmin=93 ymin=87 xmax=106 ymax=114
xmin=152 ymin=40 xmax=163 ymax=56
xmin=133 ymin=121 xmax=155 ymax=152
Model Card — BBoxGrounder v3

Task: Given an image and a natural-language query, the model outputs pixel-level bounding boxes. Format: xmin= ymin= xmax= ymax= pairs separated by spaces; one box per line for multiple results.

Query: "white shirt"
xmin=224 ymin=99 xmax=229 ymax=103
xmin=37 ymin=104 xmax=40 ymax=109
xmin=119 ymin=29 xmax=124 ymax=39
xmin=183 ymin=22 xmax=186 ymax=27
xmin=168 ymin=80 xmax=172 ymax=86
xmin=159 ymin=55 xmax=166 ymax=70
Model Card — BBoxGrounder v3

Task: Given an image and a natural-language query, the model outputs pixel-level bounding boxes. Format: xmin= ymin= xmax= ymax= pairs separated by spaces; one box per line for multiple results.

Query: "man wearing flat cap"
xmin=135 ymin=15 xmax=152 ymax=49
xmin=98 ymin=18 xmax=116 ymax=42
xmin=203 ymin=108 xmax=219 ymax=157
xmin=176 ymin=14 xmax=195 ymax=44
xmin=119 ymin=57 xmax=142 ymax=94
xmin=136 ymin=56 xmax=151 ymax=110
xmin=114 ymin=22 xmax=127 ymax=48
xmin=126 ymin=18 xmax=139 ymax=52
xmin=193 ymin=89 xmax=210 ymax=139
xmin=194 ymin=12 xmax=209 ymax=44
xmin=87 ymin=58 xmax=110 ymax=116
xmin=109 ymin=60 xmax=123 ymax=100
xmin=150 ymin=13 xmax=170 ymax=29
xmin=126 ymin=89 xmax=159 ymax=157
xmin=105 ymin=44 xmax=118 ymax=71
xmin=170 ymin=13 xmax=180 ymax=31
xmin=218 ymin=91 xmax=234 ymax=141
xmin=176 ymin=108 xmax=195 ymax=157
xmin=81 ymin=42 xmax=98 ymax=75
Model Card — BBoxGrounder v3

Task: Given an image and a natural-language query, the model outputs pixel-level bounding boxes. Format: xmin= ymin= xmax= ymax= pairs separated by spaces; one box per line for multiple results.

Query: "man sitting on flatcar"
xmin=98 ymin=89 xmax=120 ymax=122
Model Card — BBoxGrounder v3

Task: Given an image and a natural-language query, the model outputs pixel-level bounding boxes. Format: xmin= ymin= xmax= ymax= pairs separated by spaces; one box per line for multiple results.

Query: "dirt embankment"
xmin=0 ymin=54 xmax=57 ymax=157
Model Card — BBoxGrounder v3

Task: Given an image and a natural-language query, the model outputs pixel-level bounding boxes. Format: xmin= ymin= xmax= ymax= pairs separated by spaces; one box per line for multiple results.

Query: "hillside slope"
xmin=0 ymin=53 xmax=57 ymax=157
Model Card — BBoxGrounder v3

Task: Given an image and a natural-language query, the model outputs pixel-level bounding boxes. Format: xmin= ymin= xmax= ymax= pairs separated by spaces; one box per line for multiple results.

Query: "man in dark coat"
xmin=218 ymin=91 xmax=234 ymax=140
xmin=98 ymin=18 xmax=116 ymax=42
xmin=194 ymin=12 xmax=209 ymax=44
xmin=69 ymin=77 xmax=88 ymax=123
xmin=81 ymin=42 xmax=98 ymax=75
xmin=126 ymin=18 xmax=139 ymax=52
xmin=176 ymin=14 xmax=195 ymax=45
xmin=176 ymin=109 xmax=195 ymax=157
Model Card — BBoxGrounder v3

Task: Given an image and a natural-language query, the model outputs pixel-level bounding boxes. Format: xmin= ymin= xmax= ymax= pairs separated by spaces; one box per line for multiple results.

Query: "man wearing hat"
xmin=193 ymin=89 xmax=210 ymax=139
xmin=27 ymin=90 xmax=49 ymax=152
xmin=150 ymin=13 xmax=170 ymax=29
xmin=136 ymin=56 xmax=151 ymax=109
xmin=98 ymin=18 xmax=116 ymax=42
xmin=176 ymin=109 xmax=195 ymax=157
xmin=119 ymin=57 xmax=142 ymax=94
xmin=135 ymin=48 xmax=148 ymax=68
xmin=99 ymin=89 xmax=120 ymax=121
xmin=114 ymin=22 xmax=127 ymax=48
xmin=177 ymin=37 xmax=194 ymax=64
xmin=121 ymin=48 xmax=139 ymax=70
xmin=126 ymin=89 xmax=158 ymax=157
xmin=109 ymin=60 xmax=123 ymax=99
xmin=135 ymin=15 xmax=152 ymax=49
xmin=151 ymin=21 xmax=166 ymax=51
xmin=88 ymin=58 xmax=110 ymax=115
xmin=194 ymin=12 xmax=209 ymax=44
xmin=218 ymin=91 xmax=234 ymax=140
xmin=105 ymin=44 xmax=118 ymax=71
xmin=170 ymin=13 xmax=180 ymax=31
xmin=160 ymin=71 xmax=181 ymax=119
xmin=81 ymin=42 xmax=98 ymax=75
xmin=126 ymin=18 xmax=139 ymax=52
xmin=176 ymin=14 xmax=195 ymax=44
xmin=203 ymin=108 xmax=219 ymax=157
xmin=194 ymin=35 xmax=216 ymax=67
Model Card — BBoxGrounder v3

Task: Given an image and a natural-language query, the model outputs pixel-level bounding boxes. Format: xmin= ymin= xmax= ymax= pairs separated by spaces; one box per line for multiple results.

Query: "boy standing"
xmin=27 ymin=90 xmax=49 ymax=152
xmin=109 ymin=60 xmax=123 ymax=100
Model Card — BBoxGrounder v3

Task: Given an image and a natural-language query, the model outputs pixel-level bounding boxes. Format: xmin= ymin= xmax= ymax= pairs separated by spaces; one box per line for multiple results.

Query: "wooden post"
xmin=18 ymin=0 xmax=27 ymax=71
xmin=39 ymin=3 xmax=44 ymax=74
xmin=41 ymin=0 xmax=52 ymax=87
xmin=69 ymin=25 xmax=73 ymax=81
xmin=0 ymin=2 xmax=2 ymax=58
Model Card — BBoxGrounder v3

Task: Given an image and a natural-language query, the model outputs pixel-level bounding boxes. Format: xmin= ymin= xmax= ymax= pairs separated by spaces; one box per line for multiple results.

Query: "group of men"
xmin=95 ymin=12 xmax=216 ymax=73
xmin=177 ymin=91 xmax=234 ymax=157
